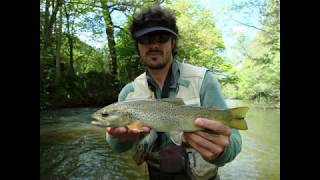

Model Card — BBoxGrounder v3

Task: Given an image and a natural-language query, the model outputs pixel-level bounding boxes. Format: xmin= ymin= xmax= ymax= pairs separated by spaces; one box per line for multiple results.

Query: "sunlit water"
xmin=40 ymin=100 xmax=280 ymax=180
xmin=219 ymin=100 xmax=280 ymax=180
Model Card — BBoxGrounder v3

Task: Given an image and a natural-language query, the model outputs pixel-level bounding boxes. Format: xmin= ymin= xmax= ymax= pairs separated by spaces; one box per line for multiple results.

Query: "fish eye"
xmin=101 ymin=111 xmax=119 ymax=117
xmin=101 ymin=112 xmax=109 ymax=117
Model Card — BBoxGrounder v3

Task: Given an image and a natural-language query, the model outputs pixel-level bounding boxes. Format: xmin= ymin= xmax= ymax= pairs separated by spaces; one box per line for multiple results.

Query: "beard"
xmin=142 ymin=49 xmax=172 ymax=70
xmin=147 ymin=61 xmax=167 ymax=69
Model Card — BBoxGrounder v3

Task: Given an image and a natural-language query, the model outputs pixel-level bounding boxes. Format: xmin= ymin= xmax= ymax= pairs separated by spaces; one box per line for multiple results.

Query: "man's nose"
xmin=149 ymin=40 xmax=160 ymax=48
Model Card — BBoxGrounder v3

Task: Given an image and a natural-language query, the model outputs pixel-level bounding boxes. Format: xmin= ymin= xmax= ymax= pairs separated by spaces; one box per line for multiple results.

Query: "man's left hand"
xmin=183 ymin=118 xmax=231 ymax=162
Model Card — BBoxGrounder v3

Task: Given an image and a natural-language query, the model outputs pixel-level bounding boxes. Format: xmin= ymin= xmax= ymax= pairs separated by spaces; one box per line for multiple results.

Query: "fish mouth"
xmin=91 ymin=120 xmax=110 ymax=127
xmin=91 ymin=114 xmax=108 ymax=127
xmin=91 ymin=120 xmax=102 ymax=125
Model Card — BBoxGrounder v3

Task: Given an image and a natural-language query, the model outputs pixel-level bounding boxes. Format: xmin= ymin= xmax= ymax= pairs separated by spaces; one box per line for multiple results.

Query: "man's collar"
xmin=146 ymin=60 xmax=180 ymax=90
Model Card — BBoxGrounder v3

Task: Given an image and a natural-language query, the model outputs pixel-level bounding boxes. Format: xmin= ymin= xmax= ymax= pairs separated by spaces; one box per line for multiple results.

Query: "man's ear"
xmin=171 ymin=38 xmax=176 ymax=47
xmin=171 ymin=38 xmax=177 ymax=56
xmin=135 ymin=43 xmax=140 ymax=56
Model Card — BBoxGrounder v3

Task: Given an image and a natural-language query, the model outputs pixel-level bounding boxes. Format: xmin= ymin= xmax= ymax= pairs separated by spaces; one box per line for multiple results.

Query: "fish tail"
xmin=229 ymin=107 xmax=249 ymax=118
xmin=228 ymin=118 xmax=248 ymax=130
xmin=208 ymin=107 xmax=249 ymax=130
xmin=228 ymin=107 xmax=249 ymax=130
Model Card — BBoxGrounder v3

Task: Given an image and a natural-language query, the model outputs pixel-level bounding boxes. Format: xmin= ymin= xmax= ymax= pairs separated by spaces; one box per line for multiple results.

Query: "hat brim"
xmin=134 ymin=26 xmax=177 ymax=39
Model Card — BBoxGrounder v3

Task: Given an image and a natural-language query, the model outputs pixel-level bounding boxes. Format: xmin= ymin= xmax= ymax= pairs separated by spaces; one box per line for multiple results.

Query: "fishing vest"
xmin=125 ymin=62 xmax=218 ymax=180
xmin=126 ymin=62 xmax=205 ymax=105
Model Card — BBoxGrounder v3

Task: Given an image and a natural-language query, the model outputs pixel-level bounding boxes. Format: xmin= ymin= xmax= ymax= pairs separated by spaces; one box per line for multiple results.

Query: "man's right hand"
xmin=106 ymin=126 xmax=151 ymax=139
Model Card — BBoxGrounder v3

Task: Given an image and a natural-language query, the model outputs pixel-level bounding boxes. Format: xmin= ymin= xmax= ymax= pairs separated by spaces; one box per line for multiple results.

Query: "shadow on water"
xmin=40 ymin=108 xmax=148 ymax=180
xmin=40 ymin=101 xmax=280 ymax=180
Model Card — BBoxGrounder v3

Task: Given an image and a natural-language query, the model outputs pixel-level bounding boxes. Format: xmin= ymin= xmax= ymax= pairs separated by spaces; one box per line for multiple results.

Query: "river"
xmin=40 ymin=100 xmax=280 ymax=180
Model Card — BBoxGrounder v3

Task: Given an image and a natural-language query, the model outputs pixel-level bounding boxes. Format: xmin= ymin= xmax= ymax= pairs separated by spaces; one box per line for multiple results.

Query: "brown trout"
xmin=91 ymin=98 xmax=249 ymax=144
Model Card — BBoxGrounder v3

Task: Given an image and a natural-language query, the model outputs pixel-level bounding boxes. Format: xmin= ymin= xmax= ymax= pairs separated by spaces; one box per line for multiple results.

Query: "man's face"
xmin=137 ymin=32 xmax=174 ymax=70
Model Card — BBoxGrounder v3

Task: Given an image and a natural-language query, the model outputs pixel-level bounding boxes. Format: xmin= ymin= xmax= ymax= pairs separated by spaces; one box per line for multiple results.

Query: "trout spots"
xmin=92 ymin=99 xmax=249 ymax=130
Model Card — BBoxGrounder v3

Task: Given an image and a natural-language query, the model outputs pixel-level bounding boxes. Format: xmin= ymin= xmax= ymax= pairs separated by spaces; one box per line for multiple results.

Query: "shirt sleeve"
xmin=105 ymin=82 xmax=138 ymax=153
xmin=200 ymin=71 xmax=242 ymax=167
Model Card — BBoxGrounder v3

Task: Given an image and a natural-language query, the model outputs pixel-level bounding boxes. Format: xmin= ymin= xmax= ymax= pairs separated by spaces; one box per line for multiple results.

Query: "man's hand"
xmin=183 ymin=118 xmax=231 ymax=162
xmin=106 ymin=126 xmax=151 ymax=139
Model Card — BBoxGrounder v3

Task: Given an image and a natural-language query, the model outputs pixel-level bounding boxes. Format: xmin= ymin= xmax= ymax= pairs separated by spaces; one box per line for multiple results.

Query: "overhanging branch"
xmin=113 ymin=25 xmax=124 ymax=30
xmin=68 ymin=0 xmax=103 ymax=9
xmin=230 ymin=16 xmax=270 ymax=34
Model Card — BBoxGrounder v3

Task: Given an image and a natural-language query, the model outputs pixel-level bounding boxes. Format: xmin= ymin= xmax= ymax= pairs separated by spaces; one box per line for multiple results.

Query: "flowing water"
xmin=40 ymin=100 xmax=280 ymax=180
xmin=219 ymin=100 xmax=280 ymax=180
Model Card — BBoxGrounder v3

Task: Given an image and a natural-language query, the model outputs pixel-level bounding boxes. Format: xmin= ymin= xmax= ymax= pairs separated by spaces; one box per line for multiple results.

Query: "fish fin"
xmin=168 ymin=131 xmax=183 ymax=146
xmin=229 ymin=119 xmax=248 ymax=130
xmin=228 ymin=107 xmax=249 ymax=130
xmin=126 ymin=121 xmax=144 ymax=132
xmin=229 ymin=107 xmax=250 ymax=119
xmin=158 ymin=98 xmax=185 ymax=105
xmin=208 ymin=107 xmax=249 ymax=130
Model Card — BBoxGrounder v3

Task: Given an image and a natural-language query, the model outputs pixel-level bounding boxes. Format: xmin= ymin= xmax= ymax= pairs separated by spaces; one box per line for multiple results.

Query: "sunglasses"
xmin=137 ymin=33 xmax=171 ymax=44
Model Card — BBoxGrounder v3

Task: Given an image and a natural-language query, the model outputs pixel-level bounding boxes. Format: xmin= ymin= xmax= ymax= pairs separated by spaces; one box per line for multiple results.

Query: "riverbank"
xmin=226 ymin=98 xmax=280 ymax=109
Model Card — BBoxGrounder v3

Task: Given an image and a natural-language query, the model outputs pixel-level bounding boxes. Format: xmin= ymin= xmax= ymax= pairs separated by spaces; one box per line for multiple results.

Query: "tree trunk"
xmin=64 ymin=5 xmax=75 ymax=77
xmin=43 ymin=0 xmax=50 ymax=46
xmin=55 ymin=8 xmax=62 ymax=82
xmin=100 ymin=0 xmax=117 ymax=78
xmin=43 ymin=0 xmax=63 ymax=52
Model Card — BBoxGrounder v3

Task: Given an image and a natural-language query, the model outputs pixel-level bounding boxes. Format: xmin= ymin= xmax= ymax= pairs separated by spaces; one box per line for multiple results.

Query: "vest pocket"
xmin=186 ymin=148 xmax=218 ymax=179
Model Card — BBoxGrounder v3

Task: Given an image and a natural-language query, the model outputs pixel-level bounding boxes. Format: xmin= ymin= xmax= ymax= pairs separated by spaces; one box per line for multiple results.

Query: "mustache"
xmin=146 ymin=49 xmax=163 ymax=55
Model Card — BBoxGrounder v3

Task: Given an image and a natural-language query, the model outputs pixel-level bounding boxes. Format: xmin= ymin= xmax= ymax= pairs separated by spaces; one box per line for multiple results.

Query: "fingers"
xmin=184 ymin=129 xmax=230 ymax=161
xmin=188 ymin=131 xmax=229 ymax=149
xmin=106 ymin=126 xmax=150 ymax=139
xmin=127 ymin=126 xmax=151 ymax=133
xmin=142 ymin=126 xmax=151 ymax=133
xmin=184 ymin=132 xmax=223 ymax=161
xmin=194 ymin=118 xmax=231 ymax=136
xmin=106 ymin=126 xmax=127 ymax=134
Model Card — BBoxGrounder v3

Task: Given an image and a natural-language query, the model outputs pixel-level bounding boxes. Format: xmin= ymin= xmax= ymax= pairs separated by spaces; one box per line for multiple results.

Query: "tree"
xmin=100 ymin=0 xmax=118 ymax=78
xmin=40 ymin=0 xmax=243 ymax=108
xmin=63 ymin=2 xmax=76 ymax=77
xmin=99 ymin=0 xmax=164 ymax=79
xmin=115 ymin=17 xmax=144 ymax=84
xmin=43 ymin=0 xmax=64 ymax=54
xmin=232 ymin=0 xmax=280 ymax=103
xmin=55 ymin=8 xmax=63 ymax=82
xmin=164 ymin=0 xmax=238 ymax=84
xmin=166 ymin=0 xmax=225 ymax=67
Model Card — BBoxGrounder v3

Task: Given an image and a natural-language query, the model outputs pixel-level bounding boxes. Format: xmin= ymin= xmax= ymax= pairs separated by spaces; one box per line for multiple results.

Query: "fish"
xmin=91 ymin=98 xmax=249 ymax=145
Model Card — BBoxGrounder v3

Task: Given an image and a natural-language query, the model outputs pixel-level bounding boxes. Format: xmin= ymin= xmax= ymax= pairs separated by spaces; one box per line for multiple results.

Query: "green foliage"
xmin=71 ymin=37 xmax=107 ymax=73
xmin=227 ymin=0 xmax=280 ymax=104
xmin=114 ymin=0 xmax=239 ymax=86
xmin=41 ymin=71 xmax=121 ymax=109
xmin=237 ymin=55 xmax=279 ymax=104
xmin=40 ymin=33 xmax=119 ymax=109
xmin=166 ymin=0 xmax=225 ymax=67
xmin=115 ymin=16 xmax=147 ymax=84
xmin=164 ymin=0 xmax=239 ymax=84
xmin=40 ymin=0 xmax=280 ymax=108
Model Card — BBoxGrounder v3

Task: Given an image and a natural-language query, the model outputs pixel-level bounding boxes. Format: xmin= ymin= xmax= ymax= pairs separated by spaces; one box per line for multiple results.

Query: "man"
xmin=106 ymin=6 xmax=242 ymax=180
